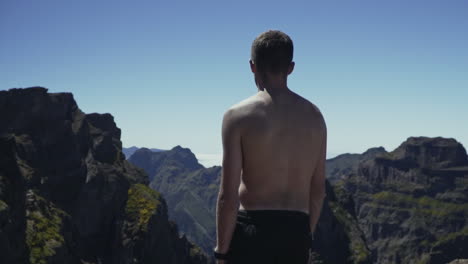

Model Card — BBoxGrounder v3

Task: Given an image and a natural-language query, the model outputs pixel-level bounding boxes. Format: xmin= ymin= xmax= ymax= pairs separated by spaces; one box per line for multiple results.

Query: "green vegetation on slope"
xmin=125 ymin=183 xmax=161 ymax=232
xmin=433 ymin=226 xmax=468 ymax=247
xmin=25 ymin=193 xmax=67 ymax=264
xmin=371 ymin=191 xmax=468 ymax=217
xmin=0 ymin=199 xmax=8 ymax=212
xmin=329 ymin=200 xmax=370 ymax=264
xmin=128 ymin=147 xmax=221 ymax=256
xmin=189 ymin=244 xmax=203 ymax=258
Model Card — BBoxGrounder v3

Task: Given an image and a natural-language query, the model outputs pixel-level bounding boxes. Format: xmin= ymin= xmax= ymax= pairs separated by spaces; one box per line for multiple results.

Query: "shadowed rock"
xmin=0 ymin=87 xmax=207 ymax=264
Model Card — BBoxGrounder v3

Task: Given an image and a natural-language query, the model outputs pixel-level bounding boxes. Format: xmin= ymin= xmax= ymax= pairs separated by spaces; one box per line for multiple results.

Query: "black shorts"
xmin=227 ymin=209 xmax=313 ymax=264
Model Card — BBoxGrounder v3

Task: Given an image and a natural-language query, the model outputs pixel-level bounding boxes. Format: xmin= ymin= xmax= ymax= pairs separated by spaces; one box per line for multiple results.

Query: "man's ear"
xmin=249 ymin=60 xmax=256 ymax=73
xmin=287 ymin=61 xmax=295 ymax=75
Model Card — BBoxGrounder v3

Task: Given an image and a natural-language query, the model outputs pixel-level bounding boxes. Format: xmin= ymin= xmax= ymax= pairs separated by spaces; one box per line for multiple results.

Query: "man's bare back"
xmin=228 ymin=89 xmax=326 ymax=215
xmin=214 ymin=30 xmax=326 ymax=263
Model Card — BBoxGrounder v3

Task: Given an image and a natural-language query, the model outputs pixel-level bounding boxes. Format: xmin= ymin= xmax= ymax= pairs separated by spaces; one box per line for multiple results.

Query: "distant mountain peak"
xmin=6 ymin=86 xmax=48 ymax=93
xmin=172 ymin=145 xmax=190 ymax=152
xmin=135 ymin=147 xmax=153 ymax=154
xmin=122 ymin=146 xmax=166 ymax=159
xmin=385 ymin=136 xmax=468 ymax=169
xmin=405 ymin=136 xmax=460 ymax=145
xmin=166 ymin=145 xmax=202 ymax=170
xmin=362 ymin=146 xmax=386 ymax=156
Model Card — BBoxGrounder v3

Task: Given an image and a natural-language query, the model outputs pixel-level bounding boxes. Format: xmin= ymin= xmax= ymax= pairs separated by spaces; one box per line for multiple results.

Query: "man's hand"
xmin=214 ymin=246 xmax=229 ymax=264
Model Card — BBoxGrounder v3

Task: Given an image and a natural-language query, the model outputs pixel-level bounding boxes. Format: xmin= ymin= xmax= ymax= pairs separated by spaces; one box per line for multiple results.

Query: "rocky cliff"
xmin=326 ymin=147 xmax=387 ymax=184
xmin=311 ymin=180 xmax=372 ymax=264
xmin=128 ymin=147 xmax=221 ymax=258
xmin=0 ymin=87 xmax=207 ymax=264
xmin=343 ymin=137 xmax=468 ymax=264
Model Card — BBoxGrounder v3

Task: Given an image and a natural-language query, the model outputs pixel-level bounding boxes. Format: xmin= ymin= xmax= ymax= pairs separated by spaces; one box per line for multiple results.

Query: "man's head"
xmin=250 ymin=30 xmax=294 ymax=78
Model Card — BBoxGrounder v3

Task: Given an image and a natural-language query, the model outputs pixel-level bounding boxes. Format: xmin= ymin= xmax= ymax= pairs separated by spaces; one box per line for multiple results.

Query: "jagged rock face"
xmin=128 ymin=147 xmax=220 ymax=259
xmin=114 ymin=183 xmax=206 ymax=264
xmin=390 ymin=137 xmax=468 ymax=169
xmin=311 ymin=181 xmax=372 ymax=264
xmin=345 ymin=137 xmax=468 ymax=264
xmin=326 ymin=147 xmax=387 ymax=184
xmin=0 ymin=87 xmax=207 ymax=264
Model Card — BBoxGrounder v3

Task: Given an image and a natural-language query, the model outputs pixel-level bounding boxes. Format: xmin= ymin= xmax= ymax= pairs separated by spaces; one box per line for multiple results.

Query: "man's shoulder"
xmin=293 ymin=93 xmax=324 ymax=119
xmin=225 ymin=94 xmax=263 ymax=115
xmin=292 ymin=93 xmax=326 ymax=133
xmin=308 ymin=101 xmax=325 ymax=120
xmin=222 ymin=95 xmax=265 ymax=135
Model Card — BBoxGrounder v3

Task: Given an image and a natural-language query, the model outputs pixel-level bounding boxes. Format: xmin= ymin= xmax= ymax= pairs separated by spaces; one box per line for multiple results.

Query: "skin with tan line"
xmin=215 ymin=56 xmax=327 ymax=262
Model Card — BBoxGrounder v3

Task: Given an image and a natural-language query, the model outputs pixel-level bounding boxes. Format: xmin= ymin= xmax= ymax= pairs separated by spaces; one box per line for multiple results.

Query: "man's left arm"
xmin=215 ymin=108 xmax=243 ymax=257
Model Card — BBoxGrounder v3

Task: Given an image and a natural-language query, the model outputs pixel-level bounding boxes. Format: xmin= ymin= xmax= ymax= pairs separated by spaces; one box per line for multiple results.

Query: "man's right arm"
xmin=309 ymin=119 xmax=327 ymax=235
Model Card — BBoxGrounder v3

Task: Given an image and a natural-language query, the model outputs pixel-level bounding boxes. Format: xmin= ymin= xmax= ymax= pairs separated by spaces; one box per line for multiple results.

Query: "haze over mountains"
xmin=1 ymin=87 xmax=467 ymax=264
xmin=122 ymin=146 xmax=166 ymax=160
xmin=123 ymin=147 xmax=222 ymax=168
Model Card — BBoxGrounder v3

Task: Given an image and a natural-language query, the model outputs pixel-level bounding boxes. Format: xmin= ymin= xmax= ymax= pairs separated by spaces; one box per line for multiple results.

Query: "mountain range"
xmin=128 ymin=138 xmax=468 ymax=264
xmin=2 ymin=86 xmax=467 ymax=264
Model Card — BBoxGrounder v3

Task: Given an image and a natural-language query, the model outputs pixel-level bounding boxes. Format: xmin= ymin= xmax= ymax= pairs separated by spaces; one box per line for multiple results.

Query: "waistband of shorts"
xmin=237 ymin=209 xmax=310 ymax=222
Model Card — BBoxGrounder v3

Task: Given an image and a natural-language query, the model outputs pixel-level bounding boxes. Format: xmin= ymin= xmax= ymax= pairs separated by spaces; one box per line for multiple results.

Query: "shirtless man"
xmin=214 ymin=30 xmax=327 ymax=264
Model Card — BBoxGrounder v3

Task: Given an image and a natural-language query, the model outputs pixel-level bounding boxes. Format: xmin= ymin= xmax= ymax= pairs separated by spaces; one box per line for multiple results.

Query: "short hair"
xmin=251 ymin=30 xmax=294 ymax=75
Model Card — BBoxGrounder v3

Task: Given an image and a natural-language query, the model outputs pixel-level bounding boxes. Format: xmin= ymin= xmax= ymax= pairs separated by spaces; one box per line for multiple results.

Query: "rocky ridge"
xmin=342 ymin=137 xmax=468 ymax=263
xmin=0 ymin=87 xmax=207 ymax=264
xmin=128 ymin=147 xmax=221 ymax=258
xmin=129 ymin=136 xmax=468 ymax=264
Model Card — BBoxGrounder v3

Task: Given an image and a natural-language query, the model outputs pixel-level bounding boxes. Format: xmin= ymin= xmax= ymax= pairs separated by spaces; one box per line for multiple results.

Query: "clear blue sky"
xmin=1 ymin=0 xmax=467 ymax=165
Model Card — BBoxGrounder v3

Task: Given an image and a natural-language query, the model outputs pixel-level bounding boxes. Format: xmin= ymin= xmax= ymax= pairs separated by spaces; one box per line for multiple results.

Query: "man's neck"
xmin=257 ymin=71 xmax=290 ymax=89
xmin=257 ymin=78 xmax=290 ymax=94
xmin=257 ymin=82 xmax=292 ymax=106
xmin=259 ymin=85 xmax=290 ymax=95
